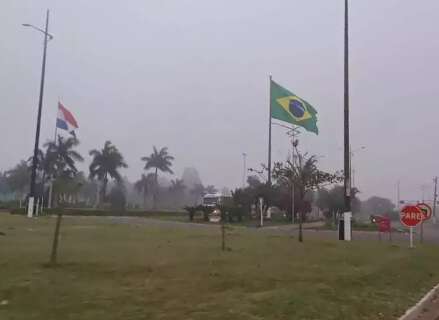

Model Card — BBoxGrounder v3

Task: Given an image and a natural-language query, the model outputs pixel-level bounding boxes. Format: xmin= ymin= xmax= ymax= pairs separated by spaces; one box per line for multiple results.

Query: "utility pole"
xmin=25 ymin=10 xmax=51 ymax=218
xmin=433 ymin=177 xmax=438 ymax=224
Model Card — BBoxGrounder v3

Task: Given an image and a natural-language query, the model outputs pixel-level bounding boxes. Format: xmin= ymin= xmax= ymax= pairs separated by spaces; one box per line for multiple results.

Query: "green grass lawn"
xmin=1 ymin=214 xmax=439 ymax=320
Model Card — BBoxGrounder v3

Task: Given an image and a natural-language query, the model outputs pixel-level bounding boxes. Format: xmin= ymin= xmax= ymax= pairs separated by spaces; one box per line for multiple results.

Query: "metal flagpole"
xmin=291 ymin=125 xmax=297 ymax=224
xmin=268 ymin=75 xmax=272 ymax=185
xmin=342 ymin=0 xmax=351 ymax=239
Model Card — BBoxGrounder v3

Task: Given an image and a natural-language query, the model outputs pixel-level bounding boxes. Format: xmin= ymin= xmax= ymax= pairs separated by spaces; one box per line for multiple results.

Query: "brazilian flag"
xmin=271 ymin=80 xmax=319 ymax=134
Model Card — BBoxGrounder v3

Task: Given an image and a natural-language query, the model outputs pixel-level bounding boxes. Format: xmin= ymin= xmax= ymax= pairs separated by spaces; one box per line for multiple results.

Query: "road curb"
xmin=399 ymin=283 xmax=439 ymax=320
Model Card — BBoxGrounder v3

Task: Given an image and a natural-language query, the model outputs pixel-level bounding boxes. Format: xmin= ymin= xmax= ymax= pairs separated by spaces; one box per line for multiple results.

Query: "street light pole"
xmin=26 ymin=9 xmax=51 ymax=218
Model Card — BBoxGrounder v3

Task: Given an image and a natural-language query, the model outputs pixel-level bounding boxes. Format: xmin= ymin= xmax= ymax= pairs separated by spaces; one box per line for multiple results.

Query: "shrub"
xmin=108 ymin=186 xmax=126 ymax=211
xmin=184 ymin=206 xmax=197 ymax=221
xmin=10 ymin=208 xmax=185 ymax=217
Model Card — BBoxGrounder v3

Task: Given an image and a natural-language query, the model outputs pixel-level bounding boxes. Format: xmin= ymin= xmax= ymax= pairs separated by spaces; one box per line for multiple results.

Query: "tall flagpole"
xmin=343 ymin=0 xmax=351 ymax=215
xmin=268 ymin=75 xmax=272 ymax=184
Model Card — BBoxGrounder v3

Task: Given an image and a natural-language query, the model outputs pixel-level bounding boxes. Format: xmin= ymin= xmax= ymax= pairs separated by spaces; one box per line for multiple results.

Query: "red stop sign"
xmin=400 ymin=205 xmax=424 ymax=227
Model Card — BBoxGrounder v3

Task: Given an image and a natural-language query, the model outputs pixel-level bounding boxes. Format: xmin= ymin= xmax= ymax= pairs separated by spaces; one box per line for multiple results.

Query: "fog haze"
xmin=1 ymin=0 xmax=438 ymax=202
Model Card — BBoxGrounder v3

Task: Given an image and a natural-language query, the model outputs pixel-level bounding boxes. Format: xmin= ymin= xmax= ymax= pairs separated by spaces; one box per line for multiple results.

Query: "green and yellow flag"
xmin=271 ymin=80 xmax=319 ymax=134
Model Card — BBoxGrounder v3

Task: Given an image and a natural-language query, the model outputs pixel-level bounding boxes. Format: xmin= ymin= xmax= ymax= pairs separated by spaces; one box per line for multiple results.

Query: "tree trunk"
xmin=49 ymin=213 xmax=63 ymax=266
xmin=94 ymin=183 xmax=100 ymax=208
xmin=153 ymin=168 xmax=158 ymax=209
xmin=102 ymin=175 xmax=108 ymax=205
xmin=48 ymin=181 xmax=53 ymax=209
xmin=298 ymin=190 xmax=305 ymax=242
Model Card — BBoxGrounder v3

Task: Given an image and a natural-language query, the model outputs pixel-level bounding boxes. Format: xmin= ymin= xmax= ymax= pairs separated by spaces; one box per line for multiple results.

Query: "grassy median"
xmin=1 ymin=214 xmax=438 ymax=320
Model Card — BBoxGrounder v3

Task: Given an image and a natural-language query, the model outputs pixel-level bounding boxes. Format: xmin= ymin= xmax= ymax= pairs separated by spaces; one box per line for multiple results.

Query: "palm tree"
xmin=89 ymin=141 xmax=128 ymax=205
xmin=43 ymin=137 xmax=83 ymax=267
xmin=134 ymin=173 xmax=155 ymax=209
xmin=44 ymin=136 xmax=84 ymax=208
xmin=45 ymin=136 xmax=83 ymax=174
xmin=141 ymin=146 xmax=174 ymax=208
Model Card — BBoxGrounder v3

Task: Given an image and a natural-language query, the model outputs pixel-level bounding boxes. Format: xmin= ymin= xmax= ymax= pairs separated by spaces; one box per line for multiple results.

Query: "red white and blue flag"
xmin=56 ymin=102 xmax=78 ymax=133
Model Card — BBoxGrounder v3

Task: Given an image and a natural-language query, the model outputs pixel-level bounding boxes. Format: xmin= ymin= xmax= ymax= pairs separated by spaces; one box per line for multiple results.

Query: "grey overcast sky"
xmin=1 ymin=0 xmax=438 ymax=202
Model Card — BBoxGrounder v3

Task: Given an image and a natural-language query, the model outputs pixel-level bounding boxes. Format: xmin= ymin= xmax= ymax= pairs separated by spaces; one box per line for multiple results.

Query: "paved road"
xmin=264 ymin=220 xmax=439 ymax=245
xmin=66 ymin=215 xmax=439 ymax=245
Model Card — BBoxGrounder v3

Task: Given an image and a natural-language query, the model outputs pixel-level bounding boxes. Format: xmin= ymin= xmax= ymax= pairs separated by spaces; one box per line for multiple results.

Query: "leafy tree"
xmin=247 ymin=175 xmax=262 ymax=188
xmin=89 ymin=141 xmax=128 ymax=205
xmin=316 ymin=185 xmax=361 ymax=221
xmin=273 ymin=149 xmax=342 ymax=242
xmin=108 ymin=184 xmax=127 ymax=210
xmin=0 ymin=171 xmax=10 ymax=195
xmin=134 ymin=173 xmax=155 ymax=209
xmin=141 ymin=146 xmax=174 ymax=208
xmin=362 ymin=196 xmax=395 ymax=215
xmin=5 ymin=160 xmax=30 ymax=201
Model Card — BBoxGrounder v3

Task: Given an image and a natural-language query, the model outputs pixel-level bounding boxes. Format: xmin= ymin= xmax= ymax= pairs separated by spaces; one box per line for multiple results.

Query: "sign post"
xmin=371 ymin=215 xmax=391 ymax=242
xmin=417 ymin=203 xmax=432 ymax=244
xmin=409 ymin=227 xmax=414 ymax=248
xmin=400 ymin=205 xmax=424 ymax=248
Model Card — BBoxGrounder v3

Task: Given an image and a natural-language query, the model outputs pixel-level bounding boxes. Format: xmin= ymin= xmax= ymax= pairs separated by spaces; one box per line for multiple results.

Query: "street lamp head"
xmin=22 ymin=23 xmax=54 ymax=40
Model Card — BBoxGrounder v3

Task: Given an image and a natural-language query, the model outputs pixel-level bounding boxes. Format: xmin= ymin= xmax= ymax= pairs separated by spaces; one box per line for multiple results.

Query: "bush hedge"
xmin=0 ymin=200 xmax=21 ymax=210
xmin=9 ymin=207 xmax=185 ymax=217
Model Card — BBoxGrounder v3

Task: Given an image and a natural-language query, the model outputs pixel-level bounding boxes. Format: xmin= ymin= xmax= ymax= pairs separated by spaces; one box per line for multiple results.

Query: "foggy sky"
xmin=1 ymin=0 xmax=438 ymax=202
